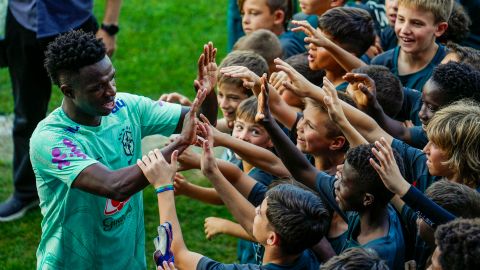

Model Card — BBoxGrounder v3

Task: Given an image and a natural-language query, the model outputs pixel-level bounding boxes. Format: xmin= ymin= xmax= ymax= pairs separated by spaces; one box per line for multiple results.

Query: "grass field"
xmin=0 ymin=1 xmax=239 ymax=269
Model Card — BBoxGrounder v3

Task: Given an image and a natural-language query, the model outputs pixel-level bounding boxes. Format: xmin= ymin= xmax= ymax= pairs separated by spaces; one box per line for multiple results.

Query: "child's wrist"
xmin=155 ymin=183 xmax=174 ymax=194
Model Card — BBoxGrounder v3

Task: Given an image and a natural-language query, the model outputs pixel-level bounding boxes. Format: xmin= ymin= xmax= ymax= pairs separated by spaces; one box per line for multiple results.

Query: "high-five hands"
xmin=194 ymin=42 xmax=218 ymax=95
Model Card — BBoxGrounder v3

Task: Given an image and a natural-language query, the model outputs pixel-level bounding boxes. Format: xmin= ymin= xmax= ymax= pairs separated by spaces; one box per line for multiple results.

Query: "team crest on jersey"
xmin=118 ymin=125 xmax=134 ymax=164
xmin=104 ymin=197 xmax=131 ymax=215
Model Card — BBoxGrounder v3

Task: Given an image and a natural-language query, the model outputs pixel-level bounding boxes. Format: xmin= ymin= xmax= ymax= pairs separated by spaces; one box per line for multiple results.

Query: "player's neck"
xmin=62 ymin=100 xmax=102 ymax=126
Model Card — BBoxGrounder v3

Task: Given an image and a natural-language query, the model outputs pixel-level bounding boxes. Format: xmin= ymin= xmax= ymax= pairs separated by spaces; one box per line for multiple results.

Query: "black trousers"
xmin=4 ymin=9 xmax=98 ymax=201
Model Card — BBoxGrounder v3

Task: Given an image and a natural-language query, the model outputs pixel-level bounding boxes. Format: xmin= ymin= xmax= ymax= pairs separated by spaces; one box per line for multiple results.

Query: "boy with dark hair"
xmin=233 ymin=29 xmax=283 ymax=73
xmin=321 ymin=247 xmax=389 ymax=270
xmin=29 ymin=30 xmax=217 ymax=268
xmin=254 ymin=79 xmax=406 ymax=269
xmin=238 ymin=0 xmax=306 ymax=57
xmin=371 ymin=0 xmax=453 ymax=91
xmin=442 ymin=42 xmax=480 ymax=70
xmin=430 ymin=218 xmax=480 ymax=270
xmin=137 ymin=132 xmax=330 ymax=269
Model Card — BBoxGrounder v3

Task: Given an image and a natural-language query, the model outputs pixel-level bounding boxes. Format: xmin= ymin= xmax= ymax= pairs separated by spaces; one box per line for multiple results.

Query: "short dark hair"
xmin=425 ymin=180 xmax=480 ymax=218
xmin=235 ymin=96 xmax=258 ymax=122
xmin=238 ymin=0 xmax=293 ymax=23
xmin=430 ymin=62 xmax=480 ymax=106
xmin=44 ymin=30 xmax=106 ymax=86
xmin=435 ymin=218 xmax=480 ymax=270
xmin=446 ymin=42 xmax=480 ymax=70
xmin=233 ymin=29 xmax=283 ymax=67
xmin=321 ymin=248 xmax=389 ymax=270
xmin=346 ymin=144 xmax=405 ymax=206
xmin=285 ymin=53 xmax=325 ymax=87
xmin=438 ymin=2 xmax=471 ymax=44
xmin=318 ymin=7 xmax=375 ymax=56
xmin=266 ymin=184 xmax=330 ymax=254
xmin=217 ymin=50 xmax=269 ymax=96
xmin=352 ymin=65 xmax=403 ymax=117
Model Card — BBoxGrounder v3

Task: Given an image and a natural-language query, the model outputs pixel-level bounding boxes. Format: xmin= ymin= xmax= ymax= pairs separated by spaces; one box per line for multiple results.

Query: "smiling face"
xmin=395 ymin=5 xmax=446 ymax=55
xmin=232 ymin=118 xmax=273 ymax=149
xmin=63 ymin=56 xmax=117 ymax=125
xmin=422 ymin=141 xmax=452 ymax=179
xmin=418 ymin=79 xmax=445 ymax=130
xmin=296 ymin=104 xmax=336 ymax=155
xmin=217 ymin=83 xmax=249 ymax=122
xmin=241 ymin=0 xmax=277 ymax=34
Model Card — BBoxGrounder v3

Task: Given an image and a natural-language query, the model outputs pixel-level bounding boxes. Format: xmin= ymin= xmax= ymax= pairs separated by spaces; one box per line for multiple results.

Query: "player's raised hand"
xmin=194 ymin=42 xmax=218 ymax=95
xmin=274 ymin=57 xmax=320 ymax=98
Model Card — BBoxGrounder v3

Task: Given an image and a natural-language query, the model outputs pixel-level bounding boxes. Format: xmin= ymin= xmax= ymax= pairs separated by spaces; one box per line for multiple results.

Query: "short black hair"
xmin=266 ymin=184 xmax=330 ymax=254
xmin=352 ymin=65 xmax=403 ymax=117
xmin=430 ymin=62 xmax=480 ymax=106
xmin=285 ymin=53 xmax=325 ymax=87
xmin=318 ymin=7 xmax=375 ymax=56
xmin=426 ymin=180 xmax=480 ymax=218
xmin=438 ymin=2 xmax=472 ymax=44
xmin=44 ymin=30 xmax=106 ymax=86
xmin=435 ymin=218 xmax=480 ymax=270
xmin=321 ymin=248 xmax=389 ymax=270
xmin=445 ymin=42 xmax=480 ymax=70
xmin=346 ymin=144 xmax=405 ymax=206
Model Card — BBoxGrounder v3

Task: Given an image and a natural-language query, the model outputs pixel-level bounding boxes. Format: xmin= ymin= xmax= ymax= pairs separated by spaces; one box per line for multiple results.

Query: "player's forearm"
xmin=103 ymin=0 xmax=122 ymax=24
xmin=335 ymin=118 xmax=368 ymax=147
xmin=199 ymin=90 xmax=218 ymax=126
xmin=261 ymin=116 xmax=318 ymax=190
xmin=204 ymin=169 xmax=256 ymax=236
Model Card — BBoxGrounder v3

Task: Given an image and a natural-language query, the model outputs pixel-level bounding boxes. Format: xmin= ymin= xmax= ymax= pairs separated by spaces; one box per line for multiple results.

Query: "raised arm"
xmin=256 ymin=75 xmax=318 ymax=190
xmin=173 ymin=173 xmax=223 ymax=205
xmin=291 ymin=20 xmax=366 ymax=72
xmin=204 ymin=217 xmax=256 ymax=242
xmin=137 ymin=149 xmax=203 ymax=270
xmin=194 ymin=42 xmax=219 ymax=126
xmin=199 ymin=124 xmax=257 ymax=237
xmin=96 ymin=0 xmax=122 ymax=56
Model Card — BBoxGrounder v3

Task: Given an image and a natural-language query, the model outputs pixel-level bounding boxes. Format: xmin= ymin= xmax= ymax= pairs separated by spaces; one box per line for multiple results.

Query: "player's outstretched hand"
xmin=199 ymin=122 xmax=219 ymax=178
xmin=194 ymin=42 xmax=218 ymax=95
xmin=323 ymin=77 xmax=347 ymax=125
xmin=291 ymin=20 xmax=331 ymax=49
xmin=274 ymin=58 xmax=319 ymax=98
xmin=137 ymin=149 xmax=178 ymax=188
xmin=204 ymin=217 xmax=227 ymax=240
xmin=159 ymin=92 xmax=192 ymax=106
xmin=180 ymin=89 xmax=207 ymax=145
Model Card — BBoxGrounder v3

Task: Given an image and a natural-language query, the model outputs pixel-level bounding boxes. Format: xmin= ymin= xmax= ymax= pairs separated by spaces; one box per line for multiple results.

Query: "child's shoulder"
xmin=278 ymin=31 xmax=307 ymax=58
xmin=371 ymin=47 xmax=398 ymax=67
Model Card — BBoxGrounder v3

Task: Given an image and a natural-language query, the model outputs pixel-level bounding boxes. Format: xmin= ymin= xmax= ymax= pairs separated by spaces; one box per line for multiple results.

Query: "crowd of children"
xmin=24 ymin=0 xmax=480 ymax=269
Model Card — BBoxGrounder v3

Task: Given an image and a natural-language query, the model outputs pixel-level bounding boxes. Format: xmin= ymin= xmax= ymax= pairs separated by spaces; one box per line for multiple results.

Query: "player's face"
xmin=307 ymin=30 xmax=338 ymax=71
xmin=217 ymin=83 xmax=249 ymax=122
xmin=423 ymin=141 xmax=452 ymax=179
xmin=69 ymin=56 xmax=117 ymax=123
xmin=395 ymin=6 xmax=443 ymax=55
xmin=418 ymin=79 xmax=444 ymax=131
xmin=241 ymin=0 xmax=276 ymax=34
xmin=296 ymin=104 xmax=335 ymax=155
xmin=334 ymin=162 xmax=363 ymax=211
xmin=232 ymin=118 xmax=273 ymax=149
xmin=299 ymin=0 xmax=331 ymax=16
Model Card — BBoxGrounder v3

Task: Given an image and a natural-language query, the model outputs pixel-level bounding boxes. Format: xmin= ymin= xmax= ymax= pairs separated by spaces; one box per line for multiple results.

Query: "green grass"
xmin=0 ymin=1 xmax=238 ymax=269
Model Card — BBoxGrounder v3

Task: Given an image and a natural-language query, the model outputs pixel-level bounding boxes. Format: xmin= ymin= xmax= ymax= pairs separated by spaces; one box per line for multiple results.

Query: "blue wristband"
xmin=155 ymin=184 xmax=174 ymax=194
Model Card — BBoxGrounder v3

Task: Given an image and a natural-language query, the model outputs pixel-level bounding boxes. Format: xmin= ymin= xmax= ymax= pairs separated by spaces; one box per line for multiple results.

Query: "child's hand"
xmin=172 ymin=173 xmax=190 ymax=196
xmin=200 ymin=123 xmax=220 ymax=177
xmin=220 ymin=65 xmax=261 ymax=94
xmin=291 ymin=20 xmax=331 ymax=49
xmin=255 ymin=74 xmax=272 ymax=123
xmin=137 ymin=149 xmax=178 ymax=188
xmin=343 ymin=73 xmax=377 ymax=111
xmin=177 ymin=146 xmax=201 ymax=171
xmin=269 ymin=71 xmax=289 ymax=96
xmin=159 ymin=92 xmax=192 ymax=106
xmin=199 ymin=114 xmax=224 ymax=147
xmin=204 ymin=217 xmax=227 ymax=240
xmin=323 ymin=77 xmax=348 ymax=125
xmin=179 ymin=89 xmax=207 ymax=145
xmin=274 ymin=58 xmax=320 ymax=98
xmin=194 ymin=42 xmax=218 ymax=95
xmin=157 ymin=261 xmax=177 ymax=270
xmin=369 ymin=137 xmax=410 ymax=196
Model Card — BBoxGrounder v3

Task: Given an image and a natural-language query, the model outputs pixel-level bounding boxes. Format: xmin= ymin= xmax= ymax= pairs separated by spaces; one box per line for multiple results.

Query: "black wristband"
xmin=101 ymin=23 xmax=119 ymax=36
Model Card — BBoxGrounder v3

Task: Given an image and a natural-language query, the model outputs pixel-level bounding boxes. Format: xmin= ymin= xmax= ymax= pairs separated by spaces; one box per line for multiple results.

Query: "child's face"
xmin=395 ymin=5 xmax=445 ymax=55
xmin=252 ymin=199 xmax=274 ymax=246
xmin=307 ymin=30 xmax=338 ymax=71
xmin=241 ymin=0 xmax=276 ymax=34
xmin=334 ymin=163 xmax=363 ymax=211
xmin=423 ymin=141 xmax=452 ymax=179
xmin=232 ymin=118 xmax=273 ymax=149
xmin=385 ymin=0 xmax=399 ymax=26
xmin=296 ymin=104 xmax=335 ymax=155
xmin=299 ymin=0 xmax=331 ymax=16
xmin=217 ymin=83 xmax=249 ymax=123
xmin=418 ymin=79 xmax=445 ymax=131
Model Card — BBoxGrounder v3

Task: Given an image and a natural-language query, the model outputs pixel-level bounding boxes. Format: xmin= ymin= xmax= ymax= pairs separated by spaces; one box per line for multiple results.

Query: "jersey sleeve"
xmin=30 ymin=131 xmax=98 ymax=187
xmin=124 ymin=93 xmax=183 ymax=137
